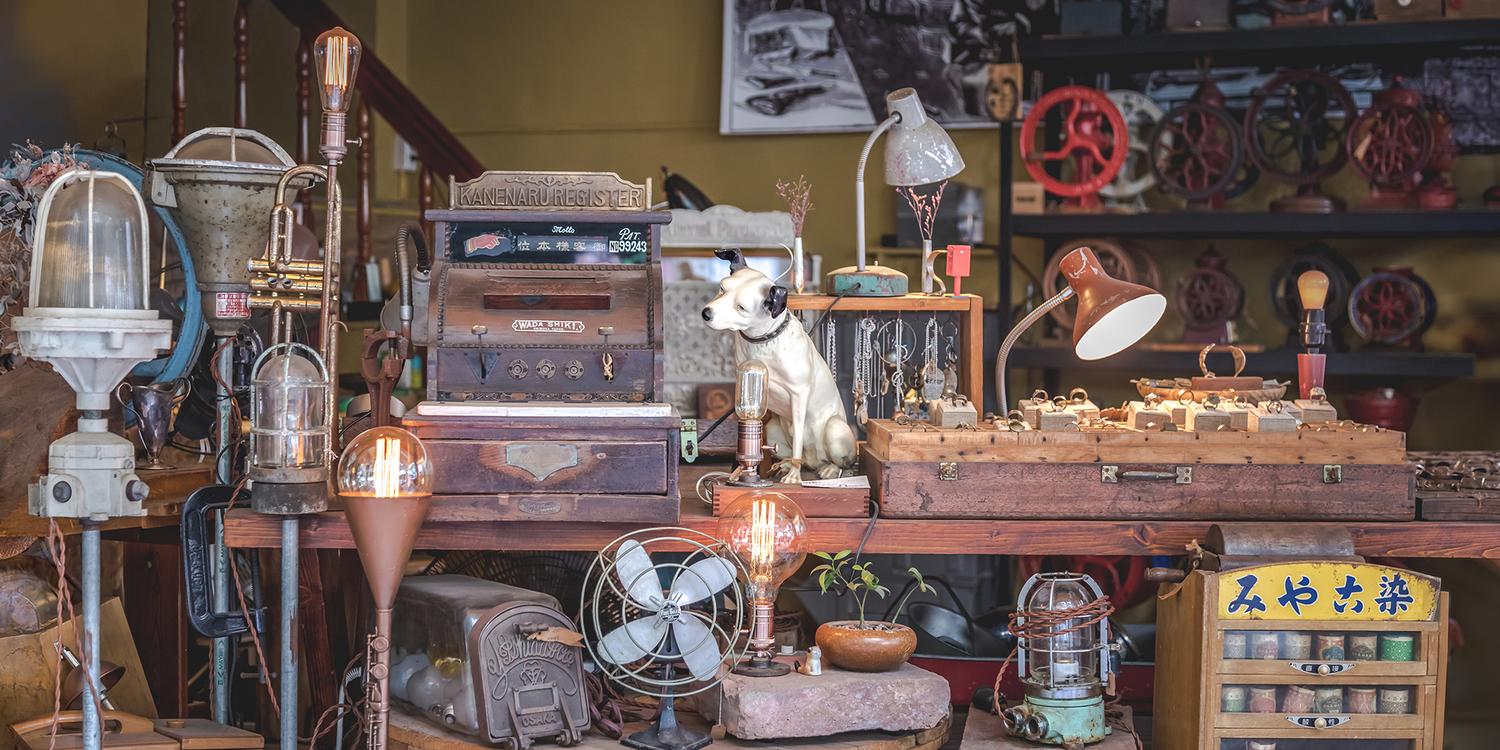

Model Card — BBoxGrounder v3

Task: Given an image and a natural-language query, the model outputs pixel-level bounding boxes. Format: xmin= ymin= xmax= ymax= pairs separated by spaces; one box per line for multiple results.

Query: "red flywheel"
xmin=1021 ymin=85 xmax=1129 ymax=204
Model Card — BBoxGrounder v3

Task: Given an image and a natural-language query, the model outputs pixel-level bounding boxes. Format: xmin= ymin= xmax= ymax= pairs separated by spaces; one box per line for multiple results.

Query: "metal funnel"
xmin=147 ymin=128 xmax=316 ymax=337
xmin=343 ymin=494 xmax=431 ymax=609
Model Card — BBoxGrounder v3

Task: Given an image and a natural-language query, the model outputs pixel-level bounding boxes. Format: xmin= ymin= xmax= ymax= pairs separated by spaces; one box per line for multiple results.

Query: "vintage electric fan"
xmin=582 ymin=529 xmax=748 ymax=750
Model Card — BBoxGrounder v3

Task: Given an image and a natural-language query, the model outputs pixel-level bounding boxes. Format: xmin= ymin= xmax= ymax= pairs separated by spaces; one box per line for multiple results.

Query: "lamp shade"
xmin=30 ymin=170 xmax=150 ymax=313
xmin=883 ymin=88 xmax=966 ymax=186
xmin=1060 ymin=247 xmax=1166 ymax=360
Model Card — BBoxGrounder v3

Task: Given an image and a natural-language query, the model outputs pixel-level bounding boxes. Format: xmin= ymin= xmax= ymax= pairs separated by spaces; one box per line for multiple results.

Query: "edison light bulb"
xmin=313 ymin=27 xmax=361 ymax=113
xmin=1297 ymin=270 xmax=1329 ymax=312
xmin=337 ymin=426 xmax=432 ymax=498
xmin=719 ymin=491 xmax=806 ymax=674
xmin=735 ymin=359 xmax=769 ymax=421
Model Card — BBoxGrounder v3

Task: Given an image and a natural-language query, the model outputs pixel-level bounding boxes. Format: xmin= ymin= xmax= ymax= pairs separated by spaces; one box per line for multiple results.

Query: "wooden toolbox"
xmin=862 ymin=420 xmax=1412 ymax=520
xmin=1154 ymin=563 xmax=1447 ymax=750
xmin=403 ymin=407 xmax=679 ymax=524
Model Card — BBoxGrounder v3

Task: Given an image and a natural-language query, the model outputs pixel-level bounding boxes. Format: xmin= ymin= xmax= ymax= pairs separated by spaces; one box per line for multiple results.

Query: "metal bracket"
xmin=1323 ymin=464 xmax=1343 ymax=483
xmin=1101 ymin=465 xmax=1192 ymax=484
xmin=938 ymin=462 xmax=959 ymax=481
xmin=680 ymin=419 xmax=700 ymax=463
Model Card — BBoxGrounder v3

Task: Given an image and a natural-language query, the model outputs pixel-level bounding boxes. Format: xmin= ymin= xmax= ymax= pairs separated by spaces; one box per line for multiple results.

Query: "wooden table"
xmin=223 ymin=466 xmax=1500 ymax=558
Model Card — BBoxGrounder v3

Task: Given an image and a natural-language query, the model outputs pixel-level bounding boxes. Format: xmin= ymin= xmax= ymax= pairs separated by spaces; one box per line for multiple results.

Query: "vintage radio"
xmin=388 ymin=575 xmax=589 ymax=749
xmin=407 ymin=171 xmax=679 ymax=523
xmin=1154 ymin=562 xmax=1447 ymax=750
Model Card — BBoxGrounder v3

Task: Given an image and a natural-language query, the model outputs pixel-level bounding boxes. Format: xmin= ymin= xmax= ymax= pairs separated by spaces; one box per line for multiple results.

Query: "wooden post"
xmin=357 ymin=99 xmax=373 ymax=299
xmin=233 ymin=0 xmax=249 ymax=129
xmin=171 ymin=0 xmax=187 ymax=143
xmin=295 ymin=36 xmax=314 ymax=228
xmin=418 ymin=166 xmax=434 ymax=250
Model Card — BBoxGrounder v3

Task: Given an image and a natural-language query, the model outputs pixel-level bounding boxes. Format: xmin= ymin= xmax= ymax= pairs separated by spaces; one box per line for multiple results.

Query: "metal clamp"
xmin=1289 ymin=661 xmax=1353 ymax=675
xmin=1101 ymin=465 xmax=1192 ymax=484
xmin=1323 ymin=464 xmax=1343 ymax=483
xmin=1286 ymin=715 xmax=1349 ymax=729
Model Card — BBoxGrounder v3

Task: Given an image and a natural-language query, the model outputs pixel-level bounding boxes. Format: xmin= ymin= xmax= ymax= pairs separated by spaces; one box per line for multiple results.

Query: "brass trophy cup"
xmin=337 ymin=426 xmax=433 ymax=750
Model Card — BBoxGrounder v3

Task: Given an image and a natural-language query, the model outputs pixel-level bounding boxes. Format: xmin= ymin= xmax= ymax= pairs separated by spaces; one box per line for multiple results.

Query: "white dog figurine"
xmin=701 ymin=248 xmax=855 ymax=483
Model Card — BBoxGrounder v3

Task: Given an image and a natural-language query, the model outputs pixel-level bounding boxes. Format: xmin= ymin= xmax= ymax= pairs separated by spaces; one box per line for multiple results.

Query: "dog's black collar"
xmin=739 ymin=312 xmax=791 ymax=344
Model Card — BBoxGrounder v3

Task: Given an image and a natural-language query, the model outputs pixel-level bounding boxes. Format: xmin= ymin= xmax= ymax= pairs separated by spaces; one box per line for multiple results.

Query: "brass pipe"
xmin=322 ymin=161 xmax=342 ymax=457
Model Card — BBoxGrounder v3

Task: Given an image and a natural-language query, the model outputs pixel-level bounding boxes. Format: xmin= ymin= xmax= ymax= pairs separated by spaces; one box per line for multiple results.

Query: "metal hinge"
xmin=1323 ymin=464 xmax=1343 ymax=483
xmin=680 ymin=419 xmax=699 ymax=463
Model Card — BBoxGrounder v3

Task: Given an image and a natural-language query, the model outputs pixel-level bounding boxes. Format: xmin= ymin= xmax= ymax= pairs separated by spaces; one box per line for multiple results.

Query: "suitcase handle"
xmin=1100 ymin=465 xmax=1193 ymax=484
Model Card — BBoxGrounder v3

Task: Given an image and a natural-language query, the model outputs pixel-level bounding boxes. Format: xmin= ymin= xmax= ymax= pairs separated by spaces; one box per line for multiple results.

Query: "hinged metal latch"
xmin=1286 ymin=715 xmax=1348 ymax=729
xmin=1101 ymin=465 xmax=1192 ymax=484
xmin=938 ymin=462 xmax=958 ymax=481
xmin=680 ymin=419 xmax=699 ymax=463
xmin=1323 ymin=464 xmax=1343 ymax=483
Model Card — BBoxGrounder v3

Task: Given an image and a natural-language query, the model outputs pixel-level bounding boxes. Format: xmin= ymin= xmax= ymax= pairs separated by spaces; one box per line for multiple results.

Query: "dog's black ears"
xmin=714 ymin=247 xmax=747 ymax=272
xmin=765 ymin=284 xmax=789 ymax=318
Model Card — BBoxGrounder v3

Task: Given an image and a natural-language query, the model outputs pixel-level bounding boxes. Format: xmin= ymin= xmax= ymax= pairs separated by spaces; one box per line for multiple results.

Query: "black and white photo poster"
xmin=720 ymin=0 xmax=1030 ymax=135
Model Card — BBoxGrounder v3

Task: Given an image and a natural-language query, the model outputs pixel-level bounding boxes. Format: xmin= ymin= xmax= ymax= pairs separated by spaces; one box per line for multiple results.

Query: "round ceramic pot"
xmin=814 ymin=621 xmax=917 ymax=672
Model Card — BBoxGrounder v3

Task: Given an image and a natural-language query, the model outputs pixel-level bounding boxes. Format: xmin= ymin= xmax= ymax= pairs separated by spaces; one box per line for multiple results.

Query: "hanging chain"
xmin=825 ymin=316 xmax=838 ymax=379
xmin=853 ymin=317 xmax=876 ymax=424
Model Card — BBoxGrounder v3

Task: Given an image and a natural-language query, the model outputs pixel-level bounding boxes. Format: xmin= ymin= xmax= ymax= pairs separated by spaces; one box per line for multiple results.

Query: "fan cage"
xmin=581 ymin=527 xmax=750 ymax=699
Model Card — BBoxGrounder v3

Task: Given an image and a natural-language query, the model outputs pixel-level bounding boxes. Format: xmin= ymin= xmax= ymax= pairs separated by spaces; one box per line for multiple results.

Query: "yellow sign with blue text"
xmin=1216 ymin=562 xmax=1439 ymax=622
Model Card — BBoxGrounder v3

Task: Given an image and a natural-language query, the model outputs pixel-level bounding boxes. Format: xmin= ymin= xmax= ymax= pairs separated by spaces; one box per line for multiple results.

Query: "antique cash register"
xmin=403 ymin=171 xmax=679 ymax=522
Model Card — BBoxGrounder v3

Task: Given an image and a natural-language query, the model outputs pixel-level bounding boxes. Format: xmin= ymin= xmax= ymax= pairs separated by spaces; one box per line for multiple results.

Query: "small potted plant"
xmin=810 ymin=550 xmax=934 ymax=672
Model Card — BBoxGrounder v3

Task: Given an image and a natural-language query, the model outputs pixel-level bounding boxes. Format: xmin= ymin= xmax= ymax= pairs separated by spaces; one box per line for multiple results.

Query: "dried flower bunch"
xmin=897 ymin=180 xmax=948 ymax=244
xmin=775 ymin=175 xmax=813 ymax=237
xmin=1 ymin=141 xmax=79 ymax=365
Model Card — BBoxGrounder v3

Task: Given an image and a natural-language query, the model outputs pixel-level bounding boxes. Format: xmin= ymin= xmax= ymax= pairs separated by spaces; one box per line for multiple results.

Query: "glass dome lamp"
xmin=1003 ymin=572 xmax=1115 ymax=747
xmin=717 ymin=490 xmax=806 ymax=676
xmin=13 ymin=169 xmax=172 ymax=521
xmin=338 ymin=426 xmax=432 ymax=750
xmin=247 ymin=342 xmax=331 ymax=514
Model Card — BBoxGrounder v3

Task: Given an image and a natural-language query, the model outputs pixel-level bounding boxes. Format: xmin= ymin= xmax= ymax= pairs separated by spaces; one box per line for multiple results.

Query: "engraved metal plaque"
xmin=504 ymin=443 xmax=580 ymax=481
xmin=451 ymin=171 xmax=648 ymax=211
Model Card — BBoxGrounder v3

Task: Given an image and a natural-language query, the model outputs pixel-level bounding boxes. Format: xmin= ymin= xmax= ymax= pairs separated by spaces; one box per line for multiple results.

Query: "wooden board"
xmin=389 ymin=704 xmax=947 ymax=750
xmin=1417 ymin=491 xmax=1500 ymax=521
xmin=713 ymin=483 xmax=870 ymax=518
xmin=867 ymin=419 xmax=1406 ymax=465
xmin=423 ymin=492 xmax=680 ymax=524
xmin=960 ymin=705 xmax=1139 ymax=750
xmin=869 ymin=448 xmax=1414 ymax=521
xmin=151 ymin=719 xmax=263 ymax=750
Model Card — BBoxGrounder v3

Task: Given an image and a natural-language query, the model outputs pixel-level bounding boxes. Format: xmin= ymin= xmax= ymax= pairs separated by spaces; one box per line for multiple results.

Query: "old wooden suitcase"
xmin=405 ymin=406 xmax=679 ymax=523
xmin=863 ymin=419 xmax=1412 ymax=520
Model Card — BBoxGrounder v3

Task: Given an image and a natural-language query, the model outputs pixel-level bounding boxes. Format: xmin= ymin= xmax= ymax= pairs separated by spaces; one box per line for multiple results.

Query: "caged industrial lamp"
xmin=12 ymin=168 xmax=172 ymax=750
xmin=717 ymin=490 xmax=807 ymax=676
xmin=247 ymin=343 xmax=331 ymax=513
xmin=338 ymin=426 xmax=434 ymax=750
xmin=1002 ymin=572 xmax=1117 ymax=747
xmin=827 ymin=87 xmax=966 ymax=297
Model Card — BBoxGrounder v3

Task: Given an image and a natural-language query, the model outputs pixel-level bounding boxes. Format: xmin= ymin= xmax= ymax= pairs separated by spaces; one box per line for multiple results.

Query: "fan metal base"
xmin=622 ymin=721 xmax=713 ymax=750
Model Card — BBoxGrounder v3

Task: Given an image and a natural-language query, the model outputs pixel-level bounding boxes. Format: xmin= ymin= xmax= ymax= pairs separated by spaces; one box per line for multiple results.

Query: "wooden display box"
xmin=403 ymin=412 xmax=679 ymax=523
xmin=863 ymin=420 xmax=1413 ymax=520
xmin=711 ymin=482 xmax=870 ymax=518
xmin=1154 ymin=563 xmax=1447 ymax=750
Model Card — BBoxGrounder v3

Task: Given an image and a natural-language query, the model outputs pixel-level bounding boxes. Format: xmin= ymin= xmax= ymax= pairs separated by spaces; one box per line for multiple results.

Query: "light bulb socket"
xmin=321 ymin=110 xmax=348 ymax=163
xmin=1299 ymin=308 xmax=1327 ymax=350
xmin=731 ymin=418 xmax=772 ymax=487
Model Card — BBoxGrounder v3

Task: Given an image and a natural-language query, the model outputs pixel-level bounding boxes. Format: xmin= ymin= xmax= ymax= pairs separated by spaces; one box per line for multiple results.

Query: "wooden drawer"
xmin=425 ymin=439 xmax=668 ymax=495
xmin=1213 ymin=681 xmax=1434 ymax=732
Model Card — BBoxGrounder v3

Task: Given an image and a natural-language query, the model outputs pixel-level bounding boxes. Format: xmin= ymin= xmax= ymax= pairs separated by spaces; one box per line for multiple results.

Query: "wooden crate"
xmin=403 ymin=413 xmax=679 ymax=523
xmin=1154 ymin=563 xmax=1447 ymax=750
xmin=864 ymin=420 xmax=1413 ymax=520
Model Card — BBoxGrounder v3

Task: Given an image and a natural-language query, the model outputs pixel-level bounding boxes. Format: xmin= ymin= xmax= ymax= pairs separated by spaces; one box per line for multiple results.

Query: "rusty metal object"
xmin=1175 ymin=247 xmax=1244 ymax=344
xmin=1244 ymin=70 xmax=1357 ymax=213
xmin=1349 ymin=267 xmax=1435 ymax=349
xmin=1020 ymin=86 xmax=1128 ymax=211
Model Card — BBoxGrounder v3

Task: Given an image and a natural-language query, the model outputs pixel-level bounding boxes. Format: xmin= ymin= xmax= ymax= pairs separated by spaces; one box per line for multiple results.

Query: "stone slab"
xmin=694 ymin=661 xmax=952 ymax=741
xmin=960 ymin=703 xmax=1138 ymax=750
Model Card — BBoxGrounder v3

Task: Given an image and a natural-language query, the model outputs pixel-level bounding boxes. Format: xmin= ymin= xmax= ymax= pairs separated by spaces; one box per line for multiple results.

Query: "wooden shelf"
xmin=1011 ymin=210 xmax=1500 ymax=239
xmin=787 ymin=293 xmax=982 ymax=312
xmin=223 ymin=475 xmax=1500 ymax=558
xmin=1008 ymin=346 xmax=1476 ymax=379
xmin=1019 ymin=19 xmax=1500 ymax=72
